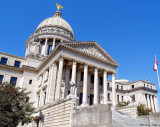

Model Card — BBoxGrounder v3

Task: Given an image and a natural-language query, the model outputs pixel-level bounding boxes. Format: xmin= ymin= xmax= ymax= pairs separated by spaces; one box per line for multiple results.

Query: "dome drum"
xmin=34 ymin=25 xmax=75 ymax=41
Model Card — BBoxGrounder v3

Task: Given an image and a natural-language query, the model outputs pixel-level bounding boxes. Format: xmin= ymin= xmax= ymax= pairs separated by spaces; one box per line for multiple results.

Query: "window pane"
xmin=10 ymin=77 xmax=17 ymax=86
xmin=91 ymin=75 xmax=94 ymax=83
xmin=48 ymin=45 xmax=52 ymax=54
xmin=81 ymin=72 xmax=84 ymax=81
xmin=14 ymin=61 xmax=20 ymax=68
xmin=0 ymin=58 xmax=8 ymax=65
xmin=29 ymin=80 xmax=32 ymax=84
xmin=0 ymin=75 xmax=4 ymax=84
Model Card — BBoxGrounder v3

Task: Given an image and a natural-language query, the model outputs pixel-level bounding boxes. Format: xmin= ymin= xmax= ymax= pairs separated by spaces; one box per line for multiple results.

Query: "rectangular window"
xmin=43 ymin=91 xmax=46 ymax=105
xmin=131 ymin=85 xmax=134 ymax=89
xmin=132 ymin=95 xmax=135 ymax=102
xmin=29 ymin=80 xmax=32 ymax=84
xmin=0 ymin=57 xmax=8 ymax=65
xmin=81 ymin=72 xmax=84 ymax=81
xmin=117 ymin=95 xmax=119 ymax=102
xmin=122 ymin=96 xmax=124 ymax=102
xmin=91 ymin=74 xmax=94 ymax=83
xmin=107 ymin=83 xmax=110 ymax=88
xmin=79 ymin=93 xmax=83 ymax=105
xmin=117 ymin=85 xmax=119 ymax=89
xmin=90 ymin=94 xmax=94 ymax=105
xmin=121 ymin=86 xmax=123 ymax=90
xmin=14 ymin=61 xmax=20 ymax=68
xmin=47 ymin=45 xmax=53 ymax=54
xmin=10 ymin=77 xmax=17 ymax=86
xmin=108 ymin=93 xmax=110 ymax=100
xmin=0 ymin=75 xmax=4 ymax=84
xmin=99 ymin=77 xmax=103 ymax=85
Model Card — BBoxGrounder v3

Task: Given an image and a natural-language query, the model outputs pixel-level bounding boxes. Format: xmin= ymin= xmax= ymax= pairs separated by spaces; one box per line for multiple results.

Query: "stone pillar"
xmin=39 ymin=89 xmax=43 ymax=107
xmin=112 ymin=73 xmax=116 ymax=110
xmin=64 ymin=66 xmax=70 ymax=98
xmin=46 ymin=62 xmax=57 ymax=103
xmin=152 ymin=95 xmax=156 ymax=113
xmin=144 ymin=93 xmax=148 ymax=108
xmin=154 ymin=95 xmax=159 ymax=112
xmin=76 ymin=69 xmax=81 ymax=106
xmin=82 ymin=64 xmax=88 ymax=106
xmin=150 ymin=95 xmax=155 ymax=112
xmin=103 ymin=70 xmax=108 ymax=104
xmin=87 ymin=73 xmax=91 ymax=105
xmin=55 ymin=56 xmax=64 ymax=101
xmin=52 ymin=38 xmax=56 ymax=50
xmin=147 ymin=94 xmax=151 ymax=109
xmin=44 ymin=37 xmax=48 ymax=55
xmin=94 ymin=67 xmax=99 ymax=105
xmin=71 ymin=60 xmax=77 ymax=94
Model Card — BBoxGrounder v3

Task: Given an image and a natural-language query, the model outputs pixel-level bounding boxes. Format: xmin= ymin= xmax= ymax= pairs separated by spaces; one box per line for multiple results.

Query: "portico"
xmin=37 ymin=51 xmax=118 ymax=109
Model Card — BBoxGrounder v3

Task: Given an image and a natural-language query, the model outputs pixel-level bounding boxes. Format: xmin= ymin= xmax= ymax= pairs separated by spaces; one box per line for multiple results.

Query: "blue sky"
xmin=1 ymin=0 xmax=160 ymax=106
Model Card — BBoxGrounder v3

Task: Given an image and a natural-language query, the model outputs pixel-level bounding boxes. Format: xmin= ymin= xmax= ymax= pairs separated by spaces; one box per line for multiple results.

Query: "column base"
xmin=81 ymin=103 xmax=89 ymax=107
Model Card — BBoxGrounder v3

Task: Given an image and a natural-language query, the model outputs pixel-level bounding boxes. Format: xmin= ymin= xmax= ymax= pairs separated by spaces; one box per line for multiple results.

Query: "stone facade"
xmin=0 ymin=7 xmax=159 ymax=127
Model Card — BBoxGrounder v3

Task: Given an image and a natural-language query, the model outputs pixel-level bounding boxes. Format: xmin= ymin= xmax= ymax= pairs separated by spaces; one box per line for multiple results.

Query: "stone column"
xmin=87 ymin=73 xmax=91 ymax=105
xmin=112 ymin=73 xmax=116 ymax=110
xmin=64 ymin=66 xmax=70 ymax=98
xmin=152 ymin=95 xmax=156 ymax=113
xmin=94 ymin=67 xmax=99 ymax=105
xmin=147 ymin=94 xmax=151 ymax=109
xmin=82 ymin=64 xmax=88 ymax=106
xmin=44 ymin=37 xmax=48 ymax=55
xmin=46 ymin=62 xmax=57 ymax=103
xmin=76 ymin=69 xmax=81 ymax=106
xmin=52 ymin=38 xmax=56 ymax=50
xmin=71 ymin=60 xmax=77 ymax=95
xmin=154 ymin=96 xmax=159 ymax=112
xmin=150 ymin=95 xmax=155 ymax=112
xmin=103 ymin=70 xmax=108 ymax=104
xmin=144 ymin=93 xmax=148 ymax=108
xmin=39 ymin=89 xmax=43 ymax=107
xmin=55 ymin=56 xmax=64 ymax=101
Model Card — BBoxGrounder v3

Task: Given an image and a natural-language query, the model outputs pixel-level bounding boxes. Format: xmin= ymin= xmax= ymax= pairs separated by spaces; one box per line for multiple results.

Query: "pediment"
xmin=63 ymin=42 xmax=119 ymax=66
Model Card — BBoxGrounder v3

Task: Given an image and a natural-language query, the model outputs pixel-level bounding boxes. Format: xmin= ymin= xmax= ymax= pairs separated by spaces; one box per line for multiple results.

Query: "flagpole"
xmin=155 ymin=54 xmax=160 ymax=88
xmin=156 ymin=67 xmax=160 ymax=88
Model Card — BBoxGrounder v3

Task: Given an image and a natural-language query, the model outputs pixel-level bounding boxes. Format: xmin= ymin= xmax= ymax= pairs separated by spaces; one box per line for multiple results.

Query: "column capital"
xmin=50 ymin=62 xmax=57 ymax=69
xmin=112 ymin=73 xmax=116 ymax=77
xmin=84 ymin=63 xmax=88 ymax=69
xmin=59 ymin=55 xmax=64 ymax=61
xmin=103 ymin=70 xmax=108 ymax=73
xmin=94 ymin=67 xmax=98 ymax=72
xmin=72 ymin=60 xmax=77 ymax=65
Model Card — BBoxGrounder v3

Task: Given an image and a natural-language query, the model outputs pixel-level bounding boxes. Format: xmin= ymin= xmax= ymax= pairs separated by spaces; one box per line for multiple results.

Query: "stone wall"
xmin=32 ymin=98 xmax=73 ymax=127
xmin=71 ymin=104 xmax=112 ymax=127
xmin=138 ymin=113 xmax=160 ymax=126
xmin=117 ymin=105 xmax=137 ymax=118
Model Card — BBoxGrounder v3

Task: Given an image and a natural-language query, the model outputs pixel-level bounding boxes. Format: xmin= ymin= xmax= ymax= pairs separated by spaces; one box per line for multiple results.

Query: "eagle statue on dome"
xmin=56 ymin=3 xmax=63 ymax=11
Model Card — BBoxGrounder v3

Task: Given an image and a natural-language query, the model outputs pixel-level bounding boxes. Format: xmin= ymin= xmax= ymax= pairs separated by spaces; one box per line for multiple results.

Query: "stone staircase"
xmin=112 ymin=110 xmax=151 ymax=127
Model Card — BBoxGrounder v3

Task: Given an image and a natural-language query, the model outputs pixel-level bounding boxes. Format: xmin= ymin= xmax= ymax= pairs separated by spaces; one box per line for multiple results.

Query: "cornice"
xmin=129 ymin=80 xmax=155 ymax=85
xmin=108 ymin=87 xmax=158 ymax=93
xmin=0 ymin=52 xmax=25 ymax=60
xmin=0 ymin=64 xmax=22 ymax=73
xmin=22 ymin=65 xmax=37 ymax=73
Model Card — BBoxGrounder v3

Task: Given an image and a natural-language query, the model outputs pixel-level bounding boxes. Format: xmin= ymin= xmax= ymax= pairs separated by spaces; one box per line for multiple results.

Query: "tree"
xmin=0 ymin=83 xmax=35 ymax=127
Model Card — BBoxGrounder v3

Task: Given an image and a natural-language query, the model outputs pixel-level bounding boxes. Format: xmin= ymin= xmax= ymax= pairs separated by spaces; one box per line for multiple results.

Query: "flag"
xmin=154 ymin=56 xmax=158 ymax=71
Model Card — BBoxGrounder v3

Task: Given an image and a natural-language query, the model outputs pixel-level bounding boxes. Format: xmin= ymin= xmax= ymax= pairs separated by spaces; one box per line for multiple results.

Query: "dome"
xmin=36 ymin=11 xmax=73 ymax=35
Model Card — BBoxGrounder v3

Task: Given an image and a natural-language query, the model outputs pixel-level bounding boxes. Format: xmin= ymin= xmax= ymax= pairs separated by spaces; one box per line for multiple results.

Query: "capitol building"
xmin=0 ymin=5 xmax=159 ymax=127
